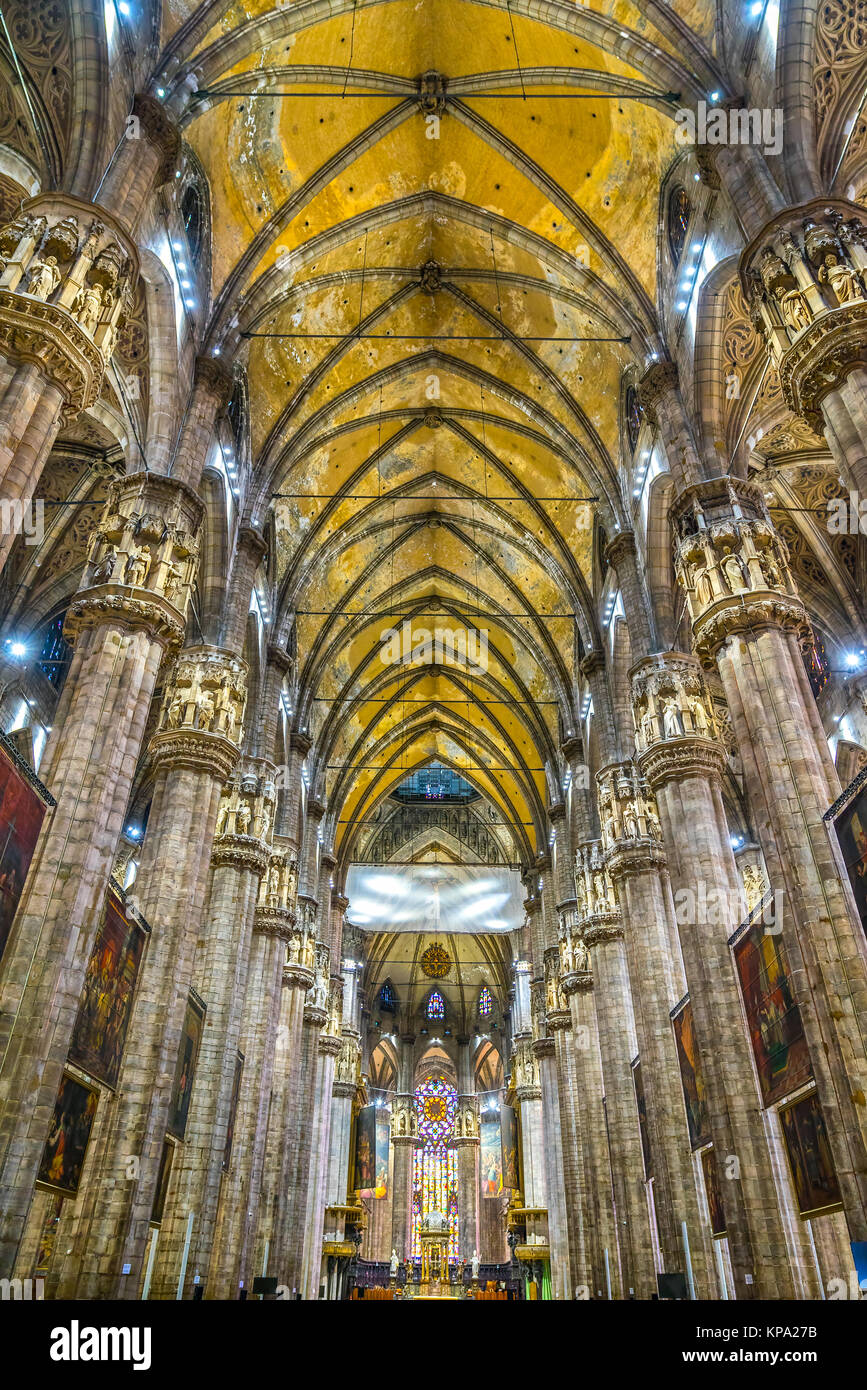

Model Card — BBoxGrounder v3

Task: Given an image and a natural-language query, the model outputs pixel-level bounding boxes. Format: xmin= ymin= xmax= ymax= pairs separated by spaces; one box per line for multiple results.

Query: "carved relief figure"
xmin=92 ymin=546 xmax=117 ymax=586
xmin=197 ymin=690 xmax=215 ymax=732
xmin=688 ymin=695 xmax=709 ymax=735
xmin=236 ymin=800 xmax=252 ymax=835
xmin=776 ymin=284 xmax=811 ymax=332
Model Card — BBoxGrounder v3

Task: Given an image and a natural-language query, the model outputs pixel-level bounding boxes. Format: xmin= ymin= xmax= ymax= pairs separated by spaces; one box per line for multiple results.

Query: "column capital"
xmin=579 ymin=648 xmax=605 ymax=678
xmin=638 ymin=358 xmax=679 ymax=425
xmin=253 ymin=905 xmax=296 ymax=940
xmin=211 ymin=833 xmax=270 ymax=874
xmin=560 ymin=733 xmax=583 ymax=762
xmin=670 ymin=478 xmax=810 ymax=667
xmin=596 ymin=761 xmax=668 ymax=879
xmin=132 ymin=94 xmax=181 ymax=184
xmin=150 ymin=646 xmax=248 ymax=777
xmin=266 ymin=642 xmax=293 ymax=675
xmin=561 ymin=969 xmax=593 ymax=996
xmin=283 ymin=961 xmax=315 ymax=990
xmin=604 ymin=528 xmax=638 ymax=572
xmin=306 ymin=795 xmax=327 ymax=820
xmin=193 ymin=352 xmax=233 ymax=409
xmin=290 ymin=729 xmax=313 ymax=756
xmin=547 ymin=800 xmax=566 ymax=824
xmin=630 ymin=650 xmax=727 ymax=788
xmin=738 ymin=197 xmax=867 ymax=430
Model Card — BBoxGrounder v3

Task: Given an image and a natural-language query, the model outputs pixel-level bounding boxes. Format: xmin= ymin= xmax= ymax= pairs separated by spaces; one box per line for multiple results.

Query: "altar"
xmin=395 ymin=1211 xmax=480 ymax=1299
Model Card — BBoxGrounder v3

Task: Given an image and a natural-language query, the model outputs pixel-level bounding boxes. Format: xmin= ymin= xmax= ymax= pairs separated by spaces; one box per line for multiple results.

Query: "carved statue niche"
xmin=235 ymin=798 xmax=252 ymax=835
xmin=687 ymin=694 xmax=710 ymax=735
xmin=721 ymin=550 xmax=749 ymax=593
xmin=215 ymin=800 xmax=230 ymax=838
xmin=72 ymin=281 xmax=104 ymax=335
xmin=775 ymin=283 xmax=811 ymax=333
xmin=26 ymin=254 xmax=61 ymax=300
xmin=661 ymin=696 xmax=682 ymax=739
xmin=622 ymin=800 xmax=639 ymax=838
xmin=91 ymin=544 xmax=117 ymax=586
xmin=640 ymin=704 xmax=654 ymax=746
xmin=124 ymin=543 xmax=152 ymax=588
xmin=818 ymin=252 xmax=864 ymax=306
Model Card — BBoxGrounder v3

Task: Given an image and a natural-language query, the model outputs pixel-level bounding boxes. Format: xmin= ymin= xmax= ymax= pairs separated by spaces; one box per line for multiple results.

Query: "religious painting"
xmin=500 ymin=1103 xmax=519 ymax=1191
xmin=0 ymin=733 xmax=53 ymax=965
xmin=355 ymin=1103 xmax=376 ymax=1196
xmin=632 ymin=1058 xmax=652 ymax=1179
xmin=671 ymin=997 xmax=711 ymax=1150
xmin=779 ymin=1090 xmax=842 ymax=1219
xmin=480 ymin=1116 xmax=503 ymax=1197
xmin=701 ymin=1147 xmax=727 ymax=1238
xmin=37 ymin=1072 xmax=99 ymax=1196
xmin=373 ymin=1107 xmax=390 ymax=1199
xmin=167 ymin=991 xmax=206 ymax=1140
xmin=34 ymin=1192 xmax=63 ymax=1275
xmin=833 ymin=785 xmax=867 ymax=936
xmin=222 ymin=1051 xmax=244 ymax=1172
xmin=68 ymin=887 xmax=148 ymax=1088
xmin=151 ymin=1138 xmax=176 ymax=1225
xmin=733 ymin=923 xmax=812 ymax=1107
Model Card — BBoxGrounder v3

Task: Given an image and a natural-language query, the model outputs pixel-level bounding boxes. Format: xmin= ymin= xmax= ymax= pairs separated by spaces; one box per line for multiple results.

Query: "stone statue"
xmin=471 ymin=1249 xmax=480 ymax=1279
xmin=623 ymin=800 xmax=639 ymax=837
xmin=818 ymin=252 xmax=863 ymax=305
xmin=689 ymin=696 xmax=709 ymax=735
xmin=125 ymin=544 xmax=151 ymax=588
xmin=661 ymin=697 xmax=682 ymax=739
xmin=215 ymin=803 xmax=229 ymax=837
xmin=641 ymin=707 xmax=654 ymax=745
xmin=777 ymin=285 xmax=810 ymax=332
xmin=390 ymin=1249 xmax=399 ymax=1278
xmin=72 ymin=281 xmax=103 ymax=335
xmin=164 ymin=559 xmax=184 ymax=602
xmin=722 ymin=552 xmax=749 ymax=593
xmin=259 ymin=801 xmax=272 ymax=838
xmin=197 ymin=690 xmax=215 ymax=731
xmin=92 ymin=546 xmax=117 ymax=586
xmin=574 ymin=938 xmax=589 ymax=973
xmin=26 ymin=255 xmax=60 ymax=300
xmin=166 ymin=693 xmax=184 ymax=730
xmin=236 ymin=800 xmax=251 ymax=834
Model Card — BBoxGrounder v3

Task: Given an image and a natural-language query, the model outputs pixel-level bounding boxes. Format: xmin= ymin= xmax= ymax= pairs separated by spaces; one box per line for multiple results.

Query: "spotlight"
xmin=709 ymin=90 xmax=721 ymax=102
xmin=156 ymin=87 xmax=166 ymax=98
xmin=126 ymin=825 xmax=142 ymax=840
xmin=9 ymin=642 xmax=26 ymax=658
xmin=845 ymin=652 xmax=860 ymax=669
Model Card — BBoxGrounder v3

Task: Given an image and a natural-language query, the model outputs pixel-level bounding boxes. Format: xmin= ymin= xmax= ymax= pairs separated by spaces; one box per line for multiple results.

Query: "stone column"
xmin=0 ymin=470 xmax=202 ymax=1280
xmin=454 ymin=1094 xmax=480 ymax=1263
xmin=300 ymin=975 xmax=343 ymax=1299
xmin=632 ymin=649 xmax=798 ymax=1298
xmin=279 ymin=937 xmax=329 ymax=1293
xmin=210 ymin=849 xmax=299 ymax=1298
xmin=96 ymin=95 xmax=180 ymax=238
xmin=671 ymin=477 xmax=867 ymax=1243
xmin=739 ymin=199 xmax=867 ymax=496
xmin=66 ymin=647 xmax=246 ymax=1298
xmin=574 ymin=842 xmax=657 ymax=1299
xmin=251 ymin=941 xmax=313 ymax=1290
xmin=512 ymin=1034 xmax=546 ymax=1210
xmin=599 ymin=762 xmax=712 ymax=1298
xmin=391 ymin=1089 xmax=418 ymax=1259
xmin=561 ymin=958 xmax=620 ymax=1298
xmin=150 ymin=766 xmax=274 ymax=1299
xmin=532 ymin=974 xmax=571 ymax=1300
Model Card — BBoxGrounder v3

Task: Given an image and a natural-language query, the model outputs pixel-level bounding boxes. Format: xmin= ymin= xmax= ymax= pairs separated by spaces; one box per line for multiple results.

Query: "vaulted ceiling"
xmin=156 ymin=0 xmax=718 ymax=868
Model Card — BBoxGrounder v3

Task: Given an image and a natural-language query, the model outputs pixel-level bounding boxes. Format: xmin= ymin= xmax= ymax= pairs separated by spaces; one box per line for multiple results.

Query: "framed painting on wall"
xmin=0 ymin=730 xmax=54 ymax=964
xmin=833 ymin=781 xmax=867 ymax=936
xmin=732 ymin=922 xmax=812 ymax=1106
xmin=167 ymin=991 xmax=206 ymax=1140
xmin=779 ymin=1090 xmax=842 ymax=1219
xmin=671 ymin=997 xmax=711 ymax=1150
xmin=69 ymin=886 xmax=148 ymax=1088
xmin=701 ymin=1146 xmax=727 ymax=1238
xmin=37 ymin=1072 xmax=99 ymax=1196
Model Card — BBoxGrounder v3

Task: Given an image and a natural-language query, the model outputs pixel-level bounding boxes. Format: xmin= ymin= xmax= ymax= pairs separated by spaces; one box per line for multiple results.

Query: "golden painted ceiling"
xmin=155 ymin=0 xmax=720 ymax=864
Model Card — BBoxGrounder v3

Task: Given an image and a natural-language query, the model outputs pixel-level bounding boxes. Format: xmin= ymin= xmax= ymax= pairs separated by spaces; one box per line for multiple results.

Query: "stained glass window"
xmin=479 ymin=985 xmax=493 ymax=1018
xmin=378 ymin=980 xmax=396 ymax=1013
xmin=426 ymin=990 xmax=445 ymax=1020
xmin=411 ymin=1077 xmax=459 ymax=1260
xmin=668 ymin=185 xmax=691 ymax=267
